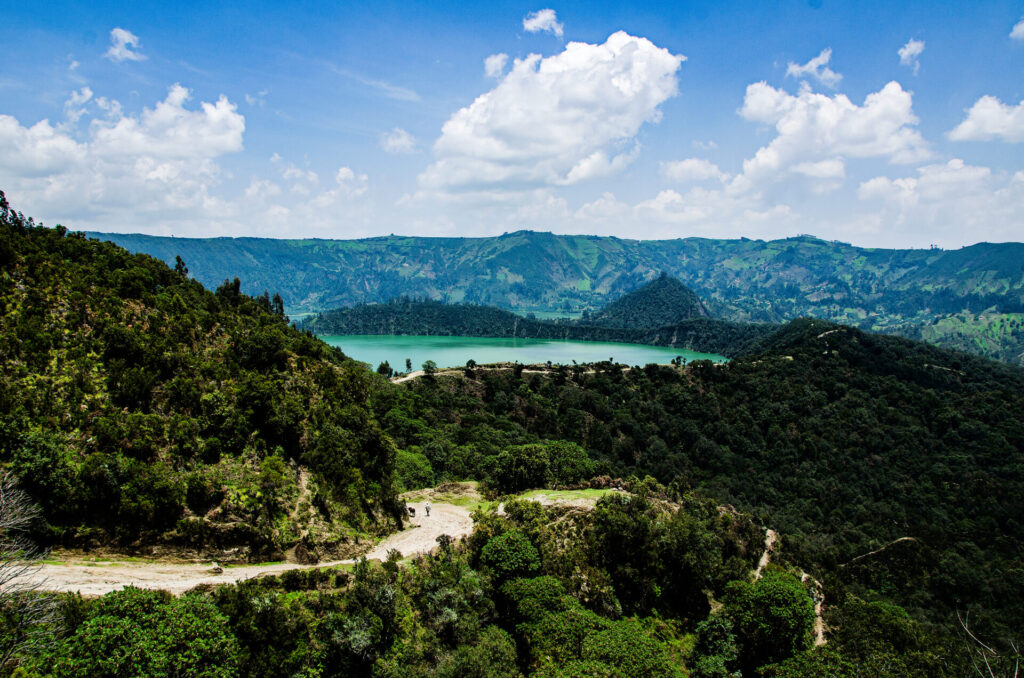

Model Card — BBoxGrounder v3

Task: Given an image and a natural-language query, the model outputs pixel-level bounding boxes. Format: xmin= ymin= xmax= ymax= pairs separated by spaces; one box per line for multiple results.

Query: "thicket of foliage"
xmin=306 ymin=296 xmax=774 ymax=358
xmin=14 ymin=494 xmax=975 ymax=676
xmin=0 ymin=192 xmax=401 ymax=557
xmin=375 ymin=319 xmax=1024 ymax=641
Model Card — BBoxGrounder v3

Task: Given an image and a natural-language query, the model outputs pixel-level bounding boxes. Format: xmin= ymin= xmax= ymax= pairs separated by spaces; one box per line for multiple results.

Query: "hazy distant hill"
xmin=89 ymin=230 xmax=1024 ymax=363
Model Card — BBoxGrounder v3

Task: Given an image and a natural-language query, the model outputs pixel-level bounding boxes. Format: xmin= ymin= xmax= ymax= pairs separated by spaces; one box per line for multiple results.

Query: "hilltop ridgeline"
xmin=304 ymin=276 xmax=770 ymax=358
xmin=92 ymin=229 xmax=1024 ymax=364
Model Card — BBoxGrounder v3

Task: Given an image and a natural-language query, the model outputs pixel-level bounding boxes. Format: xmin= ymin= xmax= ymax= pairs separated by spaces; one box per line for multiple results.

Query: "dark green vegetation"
xmin=0 ymin=192 xmax=401 ymax=559
xmin=373 ymin=319 xmax=1024 ymax=647
xmin=93 ymin=229 xmax=1024 ymax=364
xmin=16 ymin=495 xmax=975 ymax=677
xmin=581 ymin=272 xmax=708 ymax=328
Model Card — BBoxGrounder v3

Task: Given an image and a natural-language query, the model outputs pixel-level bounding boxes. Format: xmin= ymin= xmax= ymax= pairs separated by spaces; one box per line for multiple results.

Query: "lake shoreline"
xmin=317 ymin=333 xmax=727 ymax=371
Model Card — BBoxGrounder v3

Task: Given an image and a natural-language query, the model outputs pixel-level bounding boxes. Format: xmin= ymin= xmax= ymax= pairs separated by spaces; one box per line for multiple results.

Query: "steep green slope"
xmin=0 ymin=193 xmax=400 ymax=559
xmin=584 ymin=272 xmax=708 ymax=328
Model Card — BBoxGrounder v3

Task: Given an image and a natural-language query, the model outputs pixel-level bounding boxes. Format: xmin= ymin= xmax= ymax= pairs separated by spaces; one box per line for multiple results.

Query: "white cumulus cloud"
xmin=419 ymin=31 xmax=684 ymax=194
xmin=738 ymin=80 xmax=930 ymax=185
xmin=484 ymin=53 xmax=509 ymax=78
xmin=380 ymin=127 xmax=417 ymax=153
xmin=857 ymin=159 xmax=1024 ymax=245
xmin=661 ymin=158 xmax=729 ymax=183
xmin=785 ymin=48 xmax=842 ymax=88
xmin=63 ymin=87 xmax=94 ymax=124
xmin=0 ymin=84 xmax=243 ymax=228
xmin=898 ymin=39 xmax=925 ymax=75
xmin=523 ymin=9 xmax=564 ymax=37
xmin=104 ymin=27 xmax=146 ymax=62
xmin=948 ymin=95 xmax=1024 ymax=143
xmin=1011 ymin=17 xmax=1024 ymax=40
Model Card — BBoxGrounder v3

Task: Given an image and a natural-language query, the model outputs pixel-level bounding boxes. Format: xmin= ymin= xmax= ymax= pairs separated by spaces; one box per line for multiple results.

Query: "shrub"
xmin=480 ymin=530 xmax=540 ymax=582
xmin=42 ymin=587 xmax=240 ymax=677
xmin=722 ymin=572 xmax=815 ymax=674
xmin=580 ymin=619 xmax=685 ymax=677
xmin=395 ymin=449 xmax=435 ymax=491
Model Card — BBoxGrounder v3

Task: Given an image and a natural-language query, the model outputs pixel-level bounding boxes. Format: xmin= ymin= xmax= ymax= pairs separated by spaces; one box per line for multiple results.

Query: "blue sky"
xmin=1 ymin=0 xmax=1023 ymax=247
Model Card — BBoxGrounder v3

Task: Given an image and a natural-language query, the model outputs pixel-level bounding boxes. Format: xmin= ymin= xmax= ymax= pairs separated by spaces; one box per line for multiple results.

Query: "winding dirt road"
xmin=28 ymin=501 xmax=473 ymax=596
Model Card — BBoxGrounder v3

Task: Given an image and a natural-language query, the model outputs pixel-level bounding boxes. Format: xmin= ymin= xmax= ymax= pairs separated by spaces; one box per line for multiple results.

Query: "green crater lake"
xmin=318 ymin=335 xmax=726 ymax=370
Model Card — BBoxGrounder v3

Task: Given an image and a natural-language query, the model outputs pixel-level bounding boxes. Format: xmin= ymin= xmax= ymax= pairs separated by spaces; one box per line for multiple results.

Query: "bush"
xmin=42 ymin=587 xmax=240 ymax=677
xmin=480 ymin=530 xmax=540 ymax=582
xmin=722 ymin=572 xmax=815 ymax=674
xmin=581 ymin=619 xmax=685 ymax=677
xmin=395 ymin=449 xmax=435 ymax=491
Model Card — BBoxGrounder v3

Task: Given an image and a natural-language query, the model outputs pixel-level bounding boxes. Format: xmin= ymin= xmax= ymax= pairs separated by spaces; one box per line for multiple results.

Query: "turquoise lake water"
xmin=318 ymin=334 xmax=726 ymax=371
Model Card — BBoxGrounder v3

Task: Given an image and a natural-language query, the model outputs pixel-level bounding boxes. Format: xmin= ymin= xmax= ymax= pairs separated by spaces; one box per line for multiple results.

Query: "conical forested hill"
xmin=585 ymin=273 xmax=709 ymax=329
xmin=0 ymin=192 xmax=400 ymax=560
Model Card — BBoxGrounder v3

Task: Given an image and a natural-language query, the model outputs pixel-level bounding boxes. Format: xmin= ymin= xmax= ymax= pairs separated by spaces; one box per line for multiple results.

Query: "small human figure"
xmin=425 ymin=501 xmax=431 ymax=518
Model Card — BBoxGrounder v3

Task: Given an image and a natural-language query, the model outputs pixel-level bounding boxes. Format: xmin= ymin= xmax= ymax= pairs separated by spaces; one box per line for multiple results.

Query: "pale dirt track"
xmin=29 ymin=501 xmax=473 ymax=596
xmin=752 ymin=527 xmax=826 ymax=646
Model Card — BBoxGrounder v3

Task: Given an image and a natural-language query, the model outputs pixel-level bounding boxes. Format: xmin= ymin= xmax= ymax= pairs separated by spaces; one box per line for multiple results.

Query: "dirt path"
xmin=801 ymin=572 xmax=827 ymax=647
xmin=840 ymin=536 xmax=917 ymax=567
xmin=754 ymin=529 xmax=778 ymax=580
xmin=29 ymin=501 xmax=473 ymax=596
xmin=389 ymin=364 xmax=645 ymax=385
xmin=753 ymin=528 xmax=826 ymax=646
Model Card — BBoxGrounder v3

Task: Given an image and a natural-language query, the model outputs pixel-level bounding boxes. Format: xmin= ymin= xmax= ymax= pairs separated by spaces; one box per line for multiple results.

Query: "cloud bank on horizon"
xmin=0 ymin=2 xmax=1023 ymax=248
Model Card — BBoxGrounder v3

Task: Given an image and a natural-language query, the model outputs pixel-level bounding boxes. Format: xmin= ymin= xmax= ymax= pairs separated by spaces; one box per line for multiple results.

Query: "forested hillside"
xmin=372 ymin=319 xmax=1024 ymax=642
xmin=0 ymin=192 xmax=401 ymax=559
xmin=583 ymin=272 xmax=708 ymax=328
xmin=3 ymin=196 xmax=1022 ymax=675
xmin=92 ymin=230 xmax=1024 ymax=363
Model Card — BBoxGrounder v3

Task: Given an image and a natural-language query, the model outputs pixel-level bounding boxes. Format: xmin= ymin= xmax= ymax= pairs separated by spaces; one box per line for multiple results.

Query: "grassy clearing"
xmin=518 ymin=488 xmax=619 ymax=503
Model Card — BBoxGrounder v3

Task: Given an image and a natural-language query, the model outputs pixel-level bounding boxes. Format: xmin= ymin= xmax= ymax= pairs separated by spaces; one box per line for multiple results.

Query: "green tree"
xmin=690 ymin=615 xmax=740 ymax=678
xmin=722 ymin=572 xmax=815 ymax=674
xmin=490 ymin=445 xmax=551 ymax=493
xmin=546 ymin=441 xmax=594 ymax=486
xmin=44 ymin=587 xmax=240 ymax=677
xmin=480 ymin=530 xmax=539 ymax=582
xmin=580 ymin=619 xmax=685 ymax=677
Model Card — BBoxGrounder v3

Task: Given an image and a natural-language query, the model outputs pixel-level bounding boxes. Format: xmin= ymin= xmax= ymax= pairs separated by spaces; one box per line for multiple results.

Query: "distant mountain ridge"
xmin=88 ymin=230 xmax=1024 ymax=364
